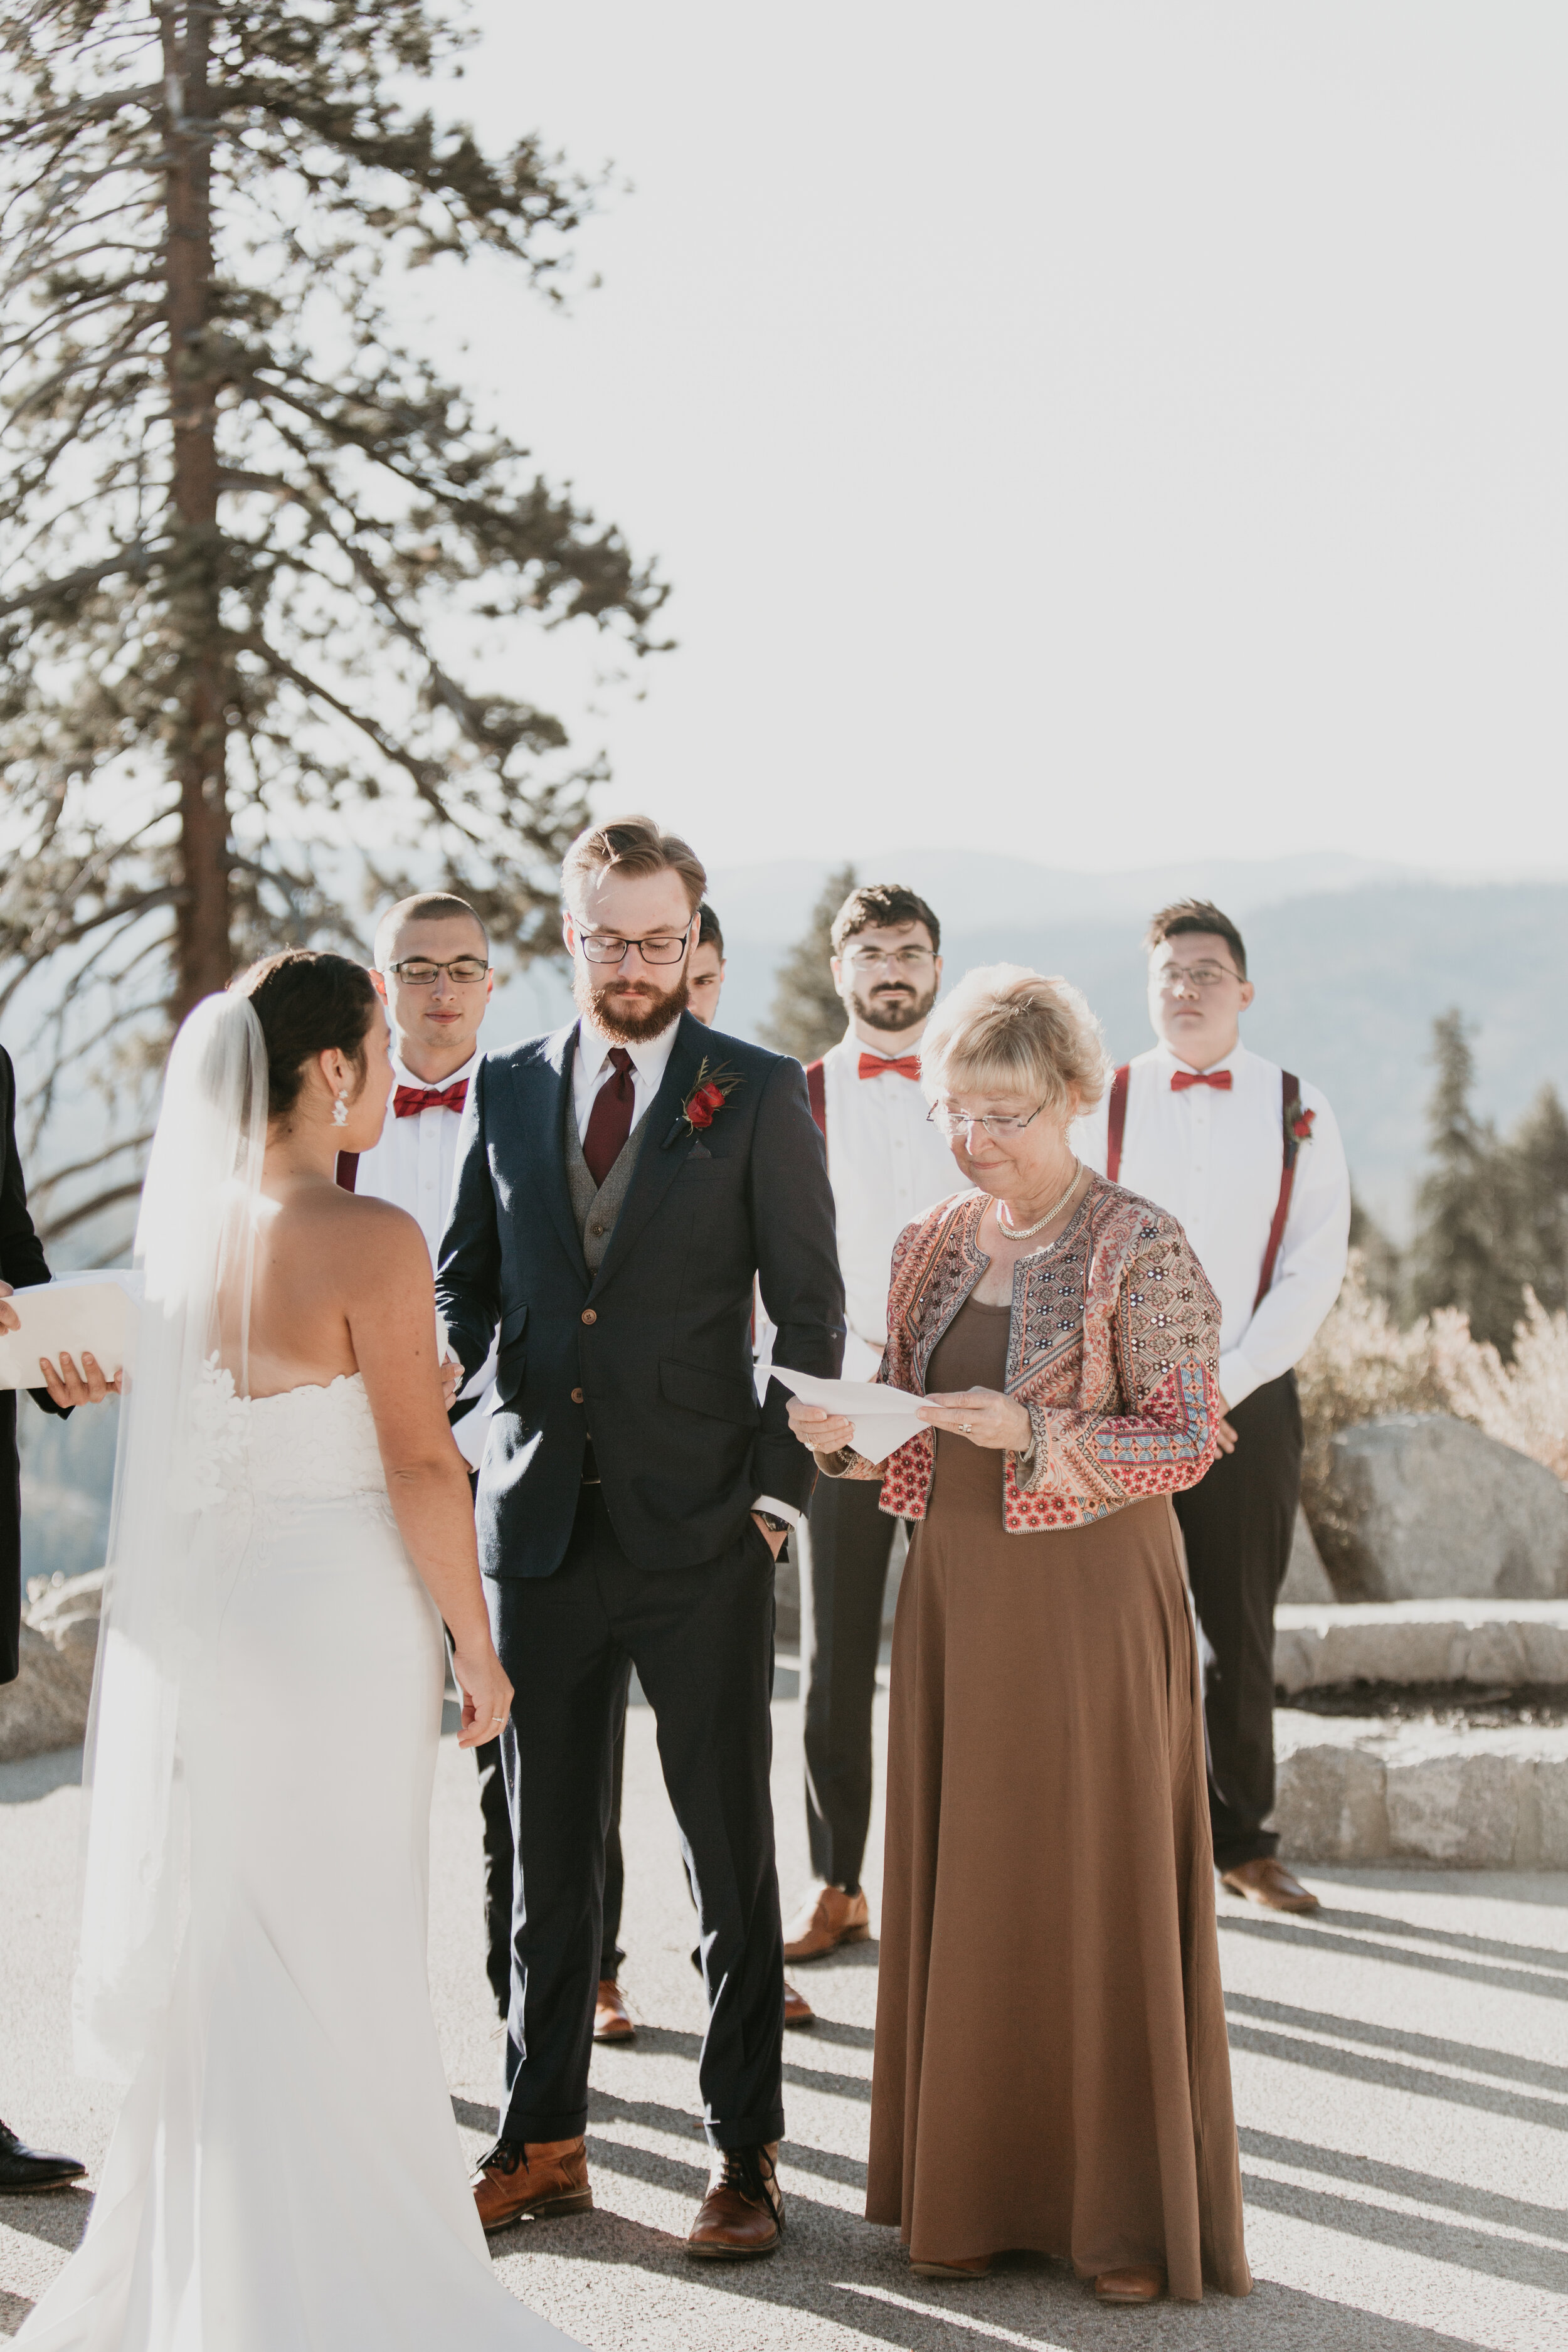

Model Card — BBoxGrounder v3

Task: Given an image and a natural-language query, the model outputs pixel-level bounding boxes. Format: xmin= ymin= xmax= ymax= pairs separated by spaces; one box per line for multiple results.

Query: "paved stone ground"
xmin=4 ymin=1685 xmax=1568 ymax=2349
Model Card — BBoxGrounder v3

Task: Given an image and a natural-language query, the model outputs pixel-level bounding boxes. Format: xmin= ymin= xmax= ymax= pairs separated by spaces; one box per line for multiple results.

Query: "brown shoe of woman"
xmin=1093 ymin=2267 xmax=1163 ymax=2303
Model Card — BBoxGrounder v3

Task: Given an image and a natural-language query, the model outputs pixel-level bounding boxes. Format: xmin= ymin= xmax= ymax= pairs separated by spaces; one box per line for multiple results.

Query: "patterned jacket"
xmin=825 ymin=1175 xmax=1222 ymax=1532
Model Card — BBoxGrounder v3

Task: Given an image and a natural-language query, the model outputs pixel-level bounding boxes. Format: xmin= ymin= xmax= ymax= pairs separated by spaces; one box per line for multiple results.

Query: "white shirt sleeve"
xmin=1217 ymin=1088 xmax=1350 ymax=1409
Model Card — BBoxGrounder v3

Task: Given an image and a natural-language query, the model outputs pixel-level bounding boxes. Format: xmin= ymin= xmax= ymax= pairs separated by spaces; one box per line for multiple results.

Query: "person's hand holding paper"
xmin=774 ymin=1367 xmax=927 ymax=1466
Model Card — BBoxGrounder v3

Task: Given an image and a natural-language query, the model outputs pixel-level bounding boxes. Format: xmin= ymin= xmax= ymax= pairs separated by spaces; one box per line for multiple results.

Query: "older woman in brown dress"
xmin=787 ymin=966 xmax=1251 ymax=2307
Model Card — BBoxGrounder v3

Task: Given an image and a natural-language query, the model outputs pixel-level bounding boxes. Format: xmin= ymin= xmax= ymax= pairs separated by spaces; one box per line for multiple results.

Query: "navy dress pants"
xmin=489 ymin=1485 xmax=786 ymax=2151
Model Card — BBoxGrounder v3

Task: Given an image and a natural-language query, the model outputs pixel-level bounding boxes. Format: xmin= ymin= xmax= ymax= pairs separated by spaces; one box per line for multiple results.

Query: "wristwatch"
xmin=753 ymin=1510 xmax=791 ymax=1535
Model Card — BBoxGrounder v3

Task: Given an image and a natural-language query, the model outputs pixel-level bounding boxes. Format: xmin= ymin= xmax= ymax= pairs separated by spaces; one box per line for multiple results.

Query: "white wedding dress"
xmin=20 ymin=1362 xmax=578 ymax=2351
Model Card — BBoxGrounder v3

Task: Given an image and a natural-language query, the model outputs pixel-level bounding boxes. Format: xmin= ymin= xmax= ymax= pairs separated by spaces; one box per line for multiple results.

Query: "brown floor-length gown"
xmin=867 ymin=1295 xmax=1251 ymax=2299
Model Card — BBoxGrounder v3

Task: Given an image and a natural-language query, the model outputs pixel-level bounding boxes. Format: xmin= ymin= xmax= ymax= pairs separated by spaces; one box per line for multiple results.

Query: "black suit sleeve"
xmin=748 ymin=1055 xmax=845 ymax=1513
xmin=435 ymin=1055 xmax=502 ymax=1384
xmin=0 ymin=1047 xmax=67 ymax=1419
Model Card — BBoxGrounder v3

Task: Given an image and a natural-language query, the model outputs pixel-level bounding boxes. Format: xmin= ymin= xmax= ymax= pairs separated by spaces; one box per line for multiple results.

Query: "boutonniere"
xmin=1284 ymin=1094 xmax=1315 ymax=1161
xmin=663 ymin=1057 xmax=744 ymax=1148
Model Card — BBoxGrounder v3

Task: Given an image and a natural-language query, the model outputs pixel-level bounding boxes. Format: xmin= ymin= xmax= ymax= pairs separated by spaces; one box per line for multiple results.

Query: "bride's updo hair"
xmin=232 ymin=950 xmax=379 ymax=1119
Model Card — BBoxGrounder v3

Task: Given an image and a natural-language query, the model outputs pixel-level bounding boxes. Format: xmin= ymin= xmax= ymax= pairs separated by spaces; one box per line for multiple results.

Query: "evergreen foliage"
xmin=0 ymin=1 xmax=666 ymax=1237
xmin=762 ymin=865 xmax=856 ymax=1064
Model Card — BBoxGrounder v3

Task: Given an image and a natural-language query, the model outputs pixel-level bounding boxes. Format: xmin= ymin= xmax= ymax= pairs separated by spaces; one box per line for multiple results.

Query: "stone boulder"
xmin=0 ymin=1568 xmax=102 ymax=1762
xmin=1313 ymin=1414 xmax=1568 ymax=1602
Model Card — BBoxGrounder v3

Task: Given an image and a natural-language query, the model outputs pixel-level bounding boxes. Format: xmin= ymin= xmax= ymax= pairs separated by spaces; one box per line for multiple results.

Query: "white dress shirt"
xmin=818 ymin=1029 xmax=964 ymax=1380
xmin=352 ymin=1045 xmax=496 ymax=1464
xmin=573 ymin=1014 xmax=799 ymax=1528
xmin=571 ymin=1012 xmax=682 ymax=1145
xmin=1072 ymin=1041 xmax=1350 ymax=1410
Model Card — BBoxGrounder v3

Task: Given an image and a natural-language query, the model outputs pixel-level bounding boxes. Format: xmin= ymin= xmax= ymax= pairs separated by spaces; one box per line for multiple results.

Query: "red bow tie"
xmin=393 ymin=1079 xmax=469 ymax=1119
xmin=859 ymin=1052 xmax=923 ymax=1083
xmin=1170 ymin=1068 xmax=1232 ymax=1092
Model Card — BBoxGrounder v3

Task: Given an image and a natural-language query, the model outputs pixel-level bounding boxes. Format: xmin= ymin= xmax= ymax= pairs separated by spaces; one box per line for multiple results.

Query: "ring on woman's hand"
xmin=959 ymin=1420 xmax=973 ymax=1436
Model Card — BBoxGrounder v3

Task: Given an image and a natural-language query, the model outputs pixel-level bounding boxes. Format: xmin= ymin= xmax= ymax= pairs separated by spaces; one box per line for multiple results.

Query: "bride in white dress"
xmin=19 ymin=953 xmax=580 ymax=2351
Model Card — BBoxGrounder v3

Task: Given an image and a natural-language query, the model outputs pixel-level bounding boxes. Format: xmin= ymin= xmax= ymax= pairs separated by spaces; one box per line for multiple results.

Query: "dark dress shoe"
xmin=1094 ymin=2266 xmax=1163 ymax=2303
xmin=1221 ymin=1857 xmax=1320 ymax=1914
xmin=470 ymin=2135 xmax=592 ymax=2232
xmin=686 ymin=2143 xmax=783 ymax=2258
xmin=593 ymin=1978 xmax=636 ymax=2042
xmin=783 ymin=1977 xmax=814 ymax=2029
xmin=0 ymin=2121 xmax=88 ymax=2194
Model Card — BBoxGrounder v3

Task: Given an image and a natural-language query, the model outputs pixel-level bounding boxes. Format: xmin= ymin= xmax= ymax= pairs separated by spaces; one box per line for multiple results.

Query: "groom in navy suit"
xmin=437 ymin=816 xmax=844 ymax=2259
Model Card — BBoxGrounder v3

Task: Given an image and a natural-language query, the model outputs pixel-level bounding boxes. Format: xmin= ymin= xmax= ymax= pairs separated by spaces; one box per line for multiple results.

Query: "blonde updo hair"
xmin=920 ymin=964 xmax=1110 ymax=1120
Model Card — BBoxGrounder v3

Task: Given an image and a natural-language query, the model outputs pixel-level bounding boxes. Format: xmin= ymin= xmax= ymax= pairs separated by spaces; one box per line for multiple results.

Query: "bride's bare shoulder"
xmin=275 ymin=1187 xmax=430 ymax=1277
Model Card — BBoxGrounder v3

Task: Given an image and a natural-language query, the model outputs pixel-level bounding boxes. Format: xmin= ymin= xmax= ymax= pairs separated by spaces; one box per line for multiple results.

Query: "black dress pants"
xmin=477 ymin=1673 xmax=628 ymax=2018
xmin=802 ymin=1473 xmax=898 ymax=1890
xmin=489 ymin=1485 xmax=785 ymax=2150
xmin=1172 ymin=1369 xmax=1303 ymax=1873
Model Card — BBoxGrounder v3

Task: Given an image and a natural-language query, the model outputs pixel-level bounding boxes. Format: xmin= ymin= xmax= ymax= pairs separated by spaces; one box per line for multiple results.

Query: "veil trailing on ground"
xmin=73 ymin=992 xmax=269 ymax=2082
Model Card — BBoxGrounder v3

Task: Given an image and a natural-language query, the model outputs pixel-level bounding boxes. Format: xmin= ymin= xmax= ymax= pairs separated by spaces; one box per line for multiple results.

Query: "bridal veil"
xmin=73 ymin=990 xmax=268 ymax=2082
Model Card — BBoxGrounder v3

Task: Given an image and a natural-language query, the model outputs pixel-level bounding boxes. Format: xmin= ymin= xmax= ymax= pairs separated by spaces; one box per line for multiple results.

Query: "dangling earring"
xmin=332 ymin=1088 xmax=349 ymax=1129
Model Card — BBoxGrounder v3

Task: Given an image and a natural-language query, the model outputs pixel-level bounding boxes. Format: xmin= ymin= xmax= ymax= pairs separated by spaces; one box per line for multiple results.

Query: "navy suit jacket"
xmin=2 ymin=1046 xmax=68 ymax=1684
xmin=436 ymin=1012 xmax=845 ymax=1580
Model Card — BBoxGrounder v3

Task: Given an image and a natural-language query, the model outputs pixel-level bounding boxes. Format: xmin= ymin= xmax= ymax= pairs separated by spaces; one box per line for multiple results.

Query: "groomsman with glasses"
xmin=1074 ymin=898 xmax=1350 ymax=1914
xmin=772 ymin=882 xmax=958 ymax=1968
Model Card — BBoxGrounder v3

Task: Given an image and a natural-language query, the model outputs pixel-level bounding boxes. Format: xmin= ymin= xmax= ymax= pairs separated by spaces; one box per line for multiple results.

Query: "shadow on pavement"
xmin=1217 ymin=1908 xmax=1568 ymax=2003
xmin=1241 ymin=2127 xmax=1568 ymax=2246
xmin=0 ymin=1747 xmax=82 ymax=1805
xmin=0 ymin=2184 xmax=92 ymax=2251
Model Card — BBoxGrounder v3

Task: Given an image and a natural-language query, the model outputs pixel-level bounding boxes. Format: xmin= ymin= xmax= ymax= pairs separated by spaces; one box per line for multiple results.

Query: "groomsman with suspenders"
xmin=336 ymin=893 xmax=514 ymax=2005
xmin=1076 ymin=898 xmax=1350 ymax=1914
xmin=777 ymin=882 xmax=958 ymax=1964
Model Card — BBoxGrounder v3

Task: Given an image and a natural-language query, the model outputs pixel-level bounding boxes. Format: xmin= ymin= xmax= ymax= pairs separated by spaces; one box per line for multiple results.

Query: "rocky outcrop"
xmin=1274 ymin=1598 xmax=1568 ymax=1698
xmin=1313 ymin=1414 xmax=1568 ymax=1602
xmin=0 ymin=1569 xmax=102 ymax=1762
xmin=1274 ymin=1710 xmax=1568 ymax=1867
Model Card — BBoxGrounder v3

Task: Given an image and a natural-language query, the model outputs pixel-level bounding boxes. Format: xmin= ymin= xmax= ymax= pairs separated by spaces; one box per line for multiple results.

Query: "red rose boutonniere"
xmin=1291 ymin=1106 xmax=1316 ymax=1142
xmin=667 ymin=1057 xmax=744 ymax=1145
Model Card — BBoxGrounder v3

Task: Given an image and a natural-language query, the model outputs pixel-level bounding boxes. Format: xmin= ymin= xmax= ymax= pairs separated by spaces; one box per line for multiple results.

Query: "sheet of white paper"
xmin=0 ymin=1272 xmax=140 ymax=1390
xmin=768 ymin=1366 xmax=927 ymax=1466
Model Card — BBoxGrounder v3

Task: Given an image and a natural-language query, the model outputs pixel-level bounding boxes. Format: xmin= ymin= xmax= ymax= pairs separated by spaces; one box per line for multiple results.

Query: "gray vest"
xmin=565 ymin=1099 xmax=651 ymax=1273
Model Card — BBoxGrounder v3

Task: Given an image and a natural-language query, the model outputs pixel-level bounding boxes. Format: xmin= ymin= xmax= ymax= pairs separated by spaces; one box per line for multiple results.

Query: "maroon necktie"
xmin=392 ymin=1079 xmax=469 ymax=1118
xmin=858 ymin=1053 xmax=923 ymax=1082
xmin=583 ymin=1048 xmax=636 ymax=1185
xmin=1170 ymin=1069 xmax=1232 ymax=1092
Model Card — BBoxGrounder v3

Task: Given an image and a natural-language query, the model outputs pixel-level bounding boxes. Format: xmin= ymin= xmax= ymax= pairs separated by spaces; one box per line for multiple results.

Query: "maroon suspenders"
xmin=1106 ymin=1062 xmax=1301 ymax=1309
xmin=805 ymin=1057 xmax=827 ymax=1157
xmin=334 ymin=1152 xmax=359 ymax=1192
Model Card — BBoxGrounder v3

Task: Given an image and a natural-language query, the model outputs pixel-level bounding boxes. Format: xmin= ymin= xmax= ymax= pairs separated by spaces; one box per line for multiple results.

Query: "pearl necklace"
xmin=995 ymin=1157 xmax=1083 ymax=1242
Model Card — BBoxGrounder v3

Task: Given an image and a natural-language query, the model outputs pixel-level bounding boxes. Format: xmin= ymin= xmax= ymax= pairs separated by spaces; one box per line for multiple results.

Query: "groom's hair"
xmin=234 ymin=950 xmax=379 ymax=1119
xmin=562 ymin=814 xmax=706 ymax=917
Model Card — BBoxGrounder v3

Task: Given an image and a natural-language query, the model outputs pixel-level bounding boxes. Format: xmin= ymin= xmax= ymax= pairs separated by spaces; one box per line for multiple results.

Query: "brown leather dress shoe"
xmin=1221 ymin=1857 xmax=1321 ymax=1914
xmin=783 ymin=1976 xmax=814 ymax=2028
xmin=470 ymin=2136 xmax=592 ymax=2233
xmin=1094 ymin=2267 xmax=1163 ymax=2304
xmin=910 ymin=2254 xmax=991 ymax=2279
xmin=783 ymin=1883 xmax=871 ymax=1961
xmin=593 ymin=1978 xmax=636 ymax=2042
xmin=686 ymin=2143 xmax=783 ymax=2258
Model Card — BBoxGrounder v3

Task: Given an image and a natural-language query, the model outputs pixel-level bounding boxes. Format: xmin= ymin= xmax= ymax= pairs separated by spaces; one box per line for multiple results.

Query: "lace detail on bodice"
xmin=177 ymin=1358 xmax=388 ymax=1511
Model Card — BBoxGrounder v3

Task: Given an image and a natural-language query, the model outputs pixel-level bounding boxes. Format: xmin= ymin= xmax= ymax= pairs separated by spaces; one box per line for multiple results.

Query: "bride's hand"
xmin=451 ymin=1640 xmax=513 ymax=1751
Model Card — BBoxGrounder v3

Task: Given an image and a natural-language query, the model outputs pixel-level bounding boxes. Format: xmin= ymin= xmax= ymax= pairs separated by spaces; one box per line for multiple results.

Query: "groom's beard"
xmin=575 ymin=961 xmax=690 ymax=1045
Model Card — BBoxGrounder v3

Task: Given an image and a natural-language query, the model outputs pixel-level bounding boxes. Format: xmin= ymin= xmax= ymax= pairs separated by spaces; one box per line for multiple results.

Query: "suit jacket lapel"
xmin=586 ymin=1012 xmax=709 ymax=1299
xmin=521 ymin=1020 xmax=589 ymax=1283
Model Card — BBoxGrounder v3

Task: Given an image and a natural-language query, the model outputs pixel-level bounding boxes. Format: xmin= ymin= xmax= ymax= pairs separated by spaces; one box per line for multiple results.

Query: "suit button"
xmin=571 ymin=1386 xmax=585 ymax=1404
xmin=581 ymin=1308 xmax=597 ymax=1325
xmin=590 ymin=1222 xmax=605 ymax=1236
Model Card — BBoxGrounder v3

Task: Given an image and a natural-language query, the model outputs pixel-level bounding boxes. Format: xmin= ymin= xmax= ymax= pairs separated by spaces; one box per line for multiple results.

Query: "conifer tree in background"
xmin=0 ymin=1 xmax=666 ymax=1244
xmin=763 ymin=865 xmax=856 ymax=1064
xmin=1499 ymin=1084 xmax=1568 ymax=1321
xmin=1347 ymin=1191 xmax=1402 ymax=1307
xmin=1404 ymin=1010 xmax=1515 ymax=1348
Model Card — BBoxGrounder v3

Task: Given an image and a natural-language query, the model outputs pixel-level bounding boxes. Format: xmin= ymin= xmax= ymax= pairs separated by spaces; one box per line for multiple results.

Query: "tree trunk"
xmin=163 ymin=4 xmax=231 ymax=1017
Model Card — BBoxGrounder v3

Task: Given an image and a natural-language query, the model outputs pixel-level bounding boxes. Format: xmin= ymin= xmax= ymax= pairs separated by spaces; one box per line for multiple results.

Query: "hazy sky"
xmin=423 ymin=3 xmax=1567 ymax=877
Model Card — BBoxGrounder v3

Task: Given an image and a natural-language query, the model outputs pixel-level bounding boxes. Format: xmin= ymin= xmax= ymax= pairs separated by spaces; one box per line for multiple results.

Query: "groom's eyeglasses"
xmin=388 ymin=957 xmax=491 ymax=987
xmin=578 ymin=924 xmax=693 ymax=967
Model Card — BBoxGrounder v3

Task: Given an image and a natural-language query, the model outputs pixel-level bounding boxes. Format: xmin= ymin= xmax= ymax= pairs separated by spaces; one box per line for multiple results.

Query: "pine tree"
xmin=762 ymin=866 xmax=856 ymax=1064
xmin=1404 ymin=1010 xmax=1516 ymax=1347
xmin=0 ymin=1 xmax=666 ymax=1239
xmin=1498 ymin=1084 xmax=1568 ymax=1322
xmin=1347 ymin=1189 xmax=1401 ymax=1308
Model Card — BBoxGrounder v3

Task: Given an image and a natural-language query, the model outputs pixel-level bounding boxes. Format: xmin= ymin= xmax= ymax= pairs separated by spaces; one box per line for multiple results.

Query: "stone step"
xmin=1273 ymin=1710 xmax=1568 ymax=1867
xmin=1274 ymin=1599 xmax=1568 ymax=1696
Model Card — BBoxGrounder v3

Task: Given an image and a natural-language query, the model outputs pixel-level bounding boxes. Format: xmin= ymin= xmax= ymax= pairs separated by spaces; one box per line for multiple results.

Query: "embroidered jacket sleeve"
xmin=1015 ymin=1211 xmax=1221 ymax=1510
